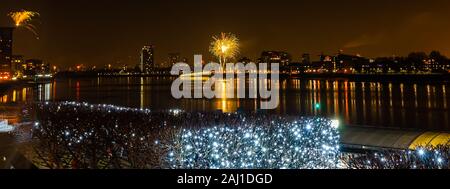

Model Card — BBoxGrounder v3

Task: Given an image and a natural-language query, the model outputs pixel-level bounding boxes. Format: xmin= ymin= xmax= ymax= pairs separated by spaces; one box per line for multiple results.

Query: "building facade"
xmin=140 ymin=45 xmax=155 ymax=73
xmin=259 ymin=51 xmax=292 ymax=69
xmin=0 ymin=27 xmax=14 ymax=73
xmin=11 ymin=55 xmax=24 ymax=73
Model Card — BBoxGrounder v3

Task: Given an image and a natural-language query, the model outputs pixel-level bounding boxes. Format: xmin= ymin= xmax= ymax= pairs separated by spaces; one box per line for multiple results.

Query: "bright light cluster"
xmin=166 ymin=118 xmax=340 ymax=169
xmin=346 ymin=146 xmax=449 ymax=169
xmin=32 ymin=102 xmax=447 ymax=169
xmin=55 ymin=101 xmax=152 ymax=113
xmin=8 ymin=10 xmax=40 ymax=38
xmin=0 ymin=120 xmax=14 ymax=133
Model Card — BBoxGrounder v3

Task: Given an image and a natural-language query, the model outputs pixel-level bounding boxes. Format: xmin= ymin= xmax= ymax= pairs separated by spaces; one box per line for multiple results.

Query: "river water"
xmin=1 ymin=77 xmax=449 ymax=131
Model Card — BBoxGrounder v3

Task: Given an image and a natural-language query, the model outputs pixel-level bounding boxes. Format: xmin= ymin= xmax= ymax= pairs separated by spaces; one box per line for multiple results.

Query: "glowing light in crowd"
xmin=164 ymin=117 xmax=341 ymax=169
xmin=315 ymin=103 xmax=321 ymax=109
xmin=8 ymin=10 xmax=40 ymax=39
xmin=209 ymin=32 xmax=239 ymax=66
xmin=330 ymin=119 xmax=340 ymax=129
xmin=0 ymin=120 xmax=14 ymax=133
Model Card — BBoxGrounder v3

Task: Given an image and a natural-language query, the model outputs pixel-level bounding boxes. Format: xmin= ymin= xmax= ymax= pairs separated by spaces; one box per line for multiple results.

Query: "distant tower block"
xmin=140 ymin=45 xmax=155 ymax=73
xmin=0 ymin=27 xmax=14 ymax=72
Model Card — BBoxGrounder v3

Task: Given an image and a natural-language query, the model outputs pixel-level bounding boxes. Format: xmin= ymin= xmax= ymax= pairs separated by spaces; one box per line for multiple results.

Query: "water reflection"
xmin=0 ymin=87 xmax=32 ymax=124
xmin=0 ymin=77 xmax=449 ymax=130
xmin=0 ymin=87 xmax=31 ymax=103
xmin=282 ymin=79 xmax=449 ymax=130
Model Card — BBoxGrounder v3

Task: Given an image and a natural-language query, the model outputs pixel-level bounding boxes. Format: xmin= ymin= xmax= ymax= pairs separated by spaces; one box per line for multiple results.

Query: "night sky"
xmin=1 ymin=0 xmax=450 ymax=68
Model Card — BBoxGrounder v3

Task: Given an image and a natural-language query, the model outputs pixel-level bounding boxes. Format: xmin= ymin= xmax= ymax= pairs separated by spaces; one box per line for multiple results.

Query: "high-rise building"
xmin=0 ymin=27 xmax=14 ymax=72
xmin=140 ymin=45 xmax=154 ymax=73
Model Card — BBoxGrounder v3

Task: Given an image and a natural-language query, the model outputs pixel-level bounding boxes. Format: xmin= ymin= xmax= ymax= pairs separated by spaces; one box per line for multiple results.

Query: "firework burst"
xmin=8 ymin=10 xmax=40 ymax=39
xmin=209 ymin=32 xmax=239 ymax=66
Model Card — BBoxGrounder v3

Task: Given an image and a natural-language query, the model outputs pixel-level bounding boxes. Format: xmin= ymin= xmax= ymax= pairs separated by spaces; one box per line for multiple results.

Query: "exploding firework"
xmin=209 ymin=32 xmax=239 ymax=66
xmin=8 ymin=10 xmax=40 ymax=39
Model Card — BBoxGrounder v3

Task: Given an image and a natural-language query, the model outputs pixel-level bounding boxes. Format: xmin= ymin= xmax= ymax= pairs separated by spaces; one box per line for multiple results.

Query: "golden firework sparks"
xmin=209 ymin=32 xmax=239 ymax=65
xmin=8 ymin=10 xmax=39 ymax=26
xmin=8 ymin=10 xmax=40 ymax=39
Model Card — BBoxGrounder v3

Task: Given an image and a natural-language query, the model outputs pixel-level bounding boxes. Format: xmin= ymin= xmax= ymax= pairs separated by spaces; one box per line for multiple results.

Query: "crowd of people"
xmin=22 ymin=101 xmax=449 ymax=169
xmin=168 ymin=116 xmax=340 ymax=169
xmin=342 ymin=145 xmax=449 ymax=169
xmin=29 ymin=102 xmax=339 ymax=169
xmin=30 ymin=102 xmax=172 ymax=169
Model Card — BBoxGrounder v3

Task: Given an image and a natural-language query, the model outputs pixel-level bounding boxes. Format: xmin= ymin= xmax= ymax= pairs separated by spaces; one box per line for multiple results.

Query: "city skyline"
xmin=2 ymin=0 xmax=450 ymax=68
